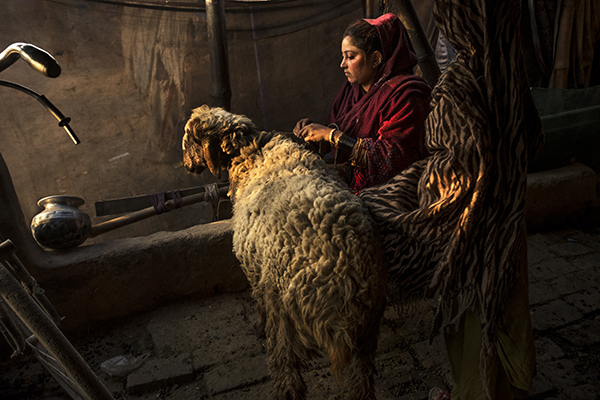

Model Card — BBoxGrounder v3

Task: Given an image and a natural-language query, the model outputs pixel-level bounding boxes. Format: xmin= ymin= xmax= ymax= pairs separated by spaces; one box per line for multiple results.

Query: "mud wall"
xmin=0 ymin=0 xmax=362 ymax=245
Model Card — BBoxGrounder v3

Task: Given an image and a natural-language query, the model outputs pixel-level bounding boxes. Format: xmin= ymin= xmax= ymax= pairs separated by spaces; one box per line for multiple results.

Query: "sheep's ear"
xmin=202 ymin=136 xmax=223 ymax=179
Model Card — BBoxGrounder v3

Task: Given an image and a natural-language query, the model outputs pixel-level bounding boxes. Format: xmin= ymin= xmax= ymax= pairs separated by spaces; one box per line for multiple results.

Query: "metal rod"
xmin=0 ymin=81 xmax=79 ymax=145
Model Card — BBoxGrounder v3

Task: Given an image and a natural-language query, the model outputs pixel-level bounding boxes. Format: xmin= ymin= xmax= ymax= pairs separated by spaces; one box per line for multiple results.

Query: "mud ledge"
xmin=11 ymin=164 xmax=600 ymax=335
xmin=32 ymin=220 xmax=248 ymax=332
xmin=526 ymin=163 xmax=599 ymax=231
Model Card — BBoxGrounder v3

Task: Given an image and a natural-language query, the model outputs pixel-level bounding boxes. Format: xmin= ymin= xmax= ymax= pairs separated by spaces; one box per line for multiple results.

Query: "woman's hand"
xmin=293 ymin=118 xmax=312 ymax=138
xmin=293 ymin=120 xmax=331 ymax=143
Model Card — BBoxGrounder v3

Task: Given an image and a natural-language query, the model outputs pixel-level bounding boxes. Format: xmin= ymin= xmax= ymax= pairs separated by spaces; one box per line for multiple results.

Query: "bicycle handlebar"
xmin=0 ymin=43 xmax=61 ymax=78
xmin=37 ymin=95 xmax=80 ymax=145
xmin=0 ymin=43 xmax=79 ymax=144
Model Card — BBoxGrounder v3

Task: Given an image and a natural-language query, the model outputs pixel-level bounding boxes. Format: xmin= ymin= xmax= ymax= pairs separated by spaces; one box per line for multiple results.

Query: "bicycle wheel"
xmin=0 ymin=263 xmax=113 ymax=400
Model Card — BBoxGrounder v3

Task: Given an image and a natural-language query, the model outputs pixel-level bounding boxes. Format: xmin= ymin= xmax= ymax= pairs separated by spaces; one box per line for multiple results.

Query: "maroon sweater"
xmin=328 ymin=13 xmax=432 ymax=192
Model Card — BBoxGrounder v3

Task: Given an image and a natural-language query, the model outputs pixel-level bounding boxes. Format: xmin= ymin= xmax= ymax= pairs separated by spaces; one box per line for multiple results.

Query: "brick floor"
xmin=0 ymin=224 xmax=598 ymax=399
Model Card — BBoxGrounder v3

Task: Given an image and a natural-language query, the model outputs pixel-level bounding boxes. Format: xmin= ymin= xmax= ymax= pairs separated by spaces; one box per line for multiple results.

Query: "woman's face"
xmin=340 ymin=36 xmax=379 ymax=92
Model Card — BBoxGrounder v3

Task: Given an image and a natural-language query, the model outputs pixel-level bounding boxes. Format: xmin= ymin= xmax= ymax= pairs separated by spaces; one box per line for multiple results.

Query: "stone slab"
xmin=549 ymin=272 xmax=597 ymax=297
xmin=562 ymin=384 xmax=600 ymax=399
xmin=378 ymin=369 xmax=446 ymax=400
xmin=570 ymin=252 xmax=600 ymax=271
xmin=536 ymin=358 xmax=578 ymax=390
xmin=535 ymin=337 xmax=565 ymax=363
xmin=527 ymin=371 xmax=557 ymax=398
xmin=211 ymin=382 xmax=272 ymax=400
xmin=556 ymin=316 xmax=600 ymax=347
xmin=127 ymin=377 xmax=208 ymax=400
xmin=529 ymin=278 xmax=560 ymax=305
xmin=377 ymin=350 xmax=414 ymax=376
xmin=529 ymin=257 xmax=581 ymax=283
xmin=561 ymin=229 xmax=600 ymax=252
xmin=204 ymin=354 xmax=270 ymax=396
xmin=126 ymin=353 xmax=193 ymax=395
xmin=146 ymin=294 xmax=259 ymax=362
xmin=531 ymin=299 xmax=584 ymax=331
xmin=547 ymin=241 xmax=596 ymax=258
xmin=527 ymin=233 xmax=560 ymax=265
xmin=564 ymin=289 xmax=600 ymax=314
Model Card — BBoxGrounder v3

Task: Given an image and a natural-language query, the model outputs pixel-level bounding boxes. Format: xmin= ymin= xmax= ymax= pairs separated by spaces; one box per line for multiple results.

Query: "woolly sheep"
xmin=182 ymin=105 xmax=387 ymax=400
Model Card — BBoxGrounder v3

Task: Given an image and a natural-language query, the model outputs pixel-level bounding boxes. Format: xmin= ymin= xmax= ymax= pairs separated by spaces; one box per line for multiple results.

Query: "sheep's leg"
xmin=249 ymin=281 xmax=267 ymax=338
xmin=346 ymin=347 xmax=377 ymax=400
xmin=253 ymin=301 xmax=267 ymax=338
xmin=345 ymin=305 xmax=385 ymax=400
xmin=266 ymin=308 xmax=306 ymax=400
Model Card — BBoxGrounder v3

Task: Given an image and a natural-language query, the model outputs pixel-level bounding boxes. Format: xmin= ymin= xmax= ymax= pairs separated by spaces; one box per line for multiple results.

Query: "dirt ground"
xmin=0 ymin=290 xmax=447 ymax=400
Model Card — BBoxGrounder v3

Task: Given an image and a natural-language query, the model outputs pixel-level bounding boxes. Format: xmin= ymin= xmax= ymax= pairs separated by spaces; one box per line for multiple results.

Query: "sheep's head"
xmin=182 ymin=105 xmax=257 ymax=179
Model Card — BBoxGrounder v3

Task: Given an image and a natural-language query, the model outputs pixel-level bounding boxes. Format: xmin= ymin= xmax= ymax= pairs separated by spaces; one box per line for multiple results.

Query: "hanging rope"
xmin=147 ymin=192 xmax=167 ymax=215
xmin=203 ymin=182 xmax=220 ymax=220
xmin=147 ymin=190 xmax=184 ymax=215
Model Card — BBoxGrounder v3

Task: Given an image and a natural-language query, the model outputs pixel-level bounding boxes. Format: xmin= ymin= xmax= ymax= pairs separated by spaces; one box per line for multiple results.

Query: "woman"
xmin=294 ymin=13 xmax=431 ymax=193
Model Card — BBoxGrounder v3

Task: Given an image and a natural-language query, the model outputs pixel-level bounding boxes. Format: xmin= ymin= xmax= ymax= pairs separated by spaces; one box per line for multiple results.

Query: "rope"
xmin=147 ymin=192 xmax=167 ymax=215
xmin=204 ymin=183 xmax=220 ymax=220
xmin=170 ymin=190 xmax=183 ymax=209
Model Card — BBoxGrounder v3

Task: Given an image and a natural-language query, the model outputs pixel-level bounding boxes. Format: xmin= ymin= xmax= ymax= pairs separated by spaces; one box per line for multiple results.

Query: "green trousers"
xmin=444 ymin=230 xmax=536 ymax=400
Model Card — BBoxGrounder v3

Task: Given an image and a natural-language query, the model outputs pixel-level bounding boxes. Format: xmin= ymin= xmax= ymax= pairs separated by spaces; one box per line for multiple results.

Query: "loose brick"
xmin=529 ymin=279 xmax=559 ymax=305
xmin=204 ymin=354 xmax=269 ymax=396
xmin=126 ymin=353 xmax=193 ymax=395
xmin=556 ymin=317 xmax=600 ymax=348
xmin=531 ymin=300 xmax=584 ymax=331
xmin=564 ymin=290 xmax=600 ymax=314
xmin=535 ymin=337 xmax=565 ymax=363
xmin=529 ymin=258 xmax=581 ymax=282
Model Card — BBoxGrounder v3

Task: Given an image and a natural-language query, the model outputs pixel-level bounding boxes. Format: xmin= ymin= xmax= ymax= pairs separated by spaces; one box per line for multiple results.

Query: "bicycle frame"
xmin=0 ymin=42 xmax=112 ymax=400
xmin=0 ymin=239 xmax=113 ymax=400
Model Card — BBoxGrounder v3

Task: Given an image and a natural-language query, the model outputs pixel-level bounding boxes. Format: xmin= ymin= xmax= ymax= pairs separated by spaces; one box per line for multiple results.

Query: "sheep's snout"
xmin=182 ymin=131 xmax=209 ymax=175
xmin=182 ymin=149 xmax=207 ymax=175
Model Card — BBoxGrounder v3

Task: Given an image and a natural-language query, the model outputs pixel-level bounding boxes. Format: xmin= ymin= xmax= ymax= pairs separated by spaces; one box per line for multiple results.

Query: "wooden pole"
xmin=205 ymin=0 xmax=232 ymax=110
xmin=394 ymin=0 xmax=440 ymax=88
xmin=365 ymin=0 xmax=379 ymax=18
xmin=551 ymin=0 xmax=580 ymax=89
xmin=90 ymin=186 xmax=230 ymax=238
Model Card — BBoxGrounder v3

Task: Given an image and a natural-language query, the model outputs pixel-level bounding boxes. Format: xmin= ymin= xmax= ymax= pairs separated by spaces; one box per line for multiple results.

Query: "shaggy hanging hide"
xmin=359 ymin=0 xmax=544 ymax=392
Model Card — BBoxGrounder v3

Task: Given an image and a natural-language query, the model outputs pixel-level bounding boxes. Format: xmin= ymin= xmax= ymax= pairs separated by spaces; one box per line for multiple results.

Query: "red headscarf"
xmin=328 ymin=13 xmax=431 ymax=192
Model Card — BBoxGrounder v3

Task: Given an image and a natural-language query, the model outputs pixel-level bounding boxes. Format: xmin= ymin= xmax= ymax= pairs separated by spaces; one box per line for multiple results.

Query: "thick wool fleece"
xmin=229 ymin=133 xmax=386 ymax=399
xmin=183 ymin=105 xmax=387 ymax=399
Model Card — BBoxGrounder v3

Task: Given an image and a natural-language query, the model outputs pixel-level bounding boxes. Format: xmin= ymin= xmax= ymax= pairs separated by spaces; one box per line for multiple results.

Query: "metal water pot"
xmin=31 ymin=195 xmax=91 ymax=249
